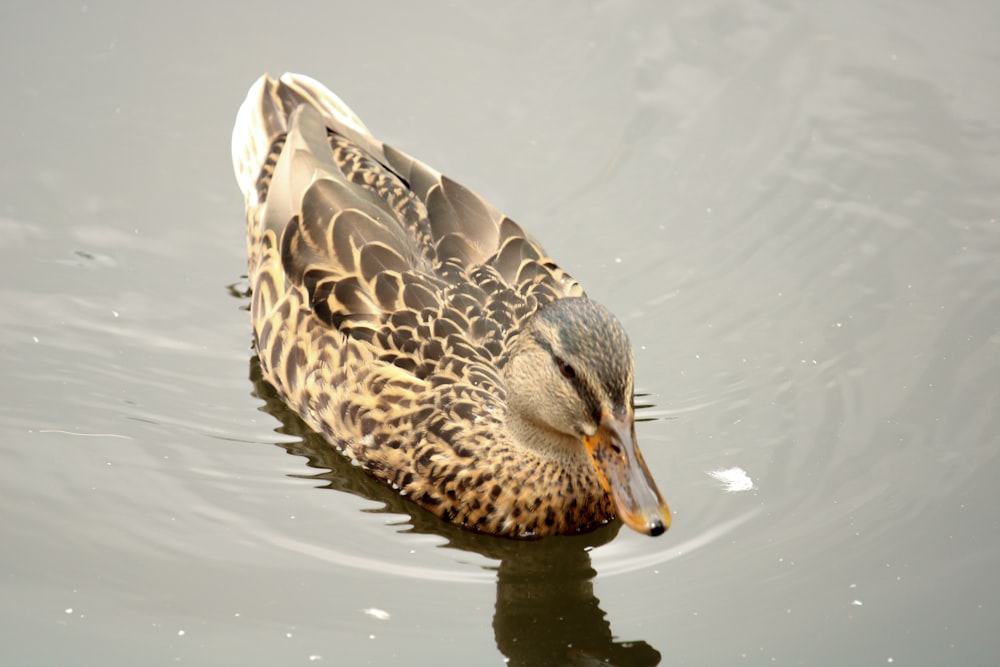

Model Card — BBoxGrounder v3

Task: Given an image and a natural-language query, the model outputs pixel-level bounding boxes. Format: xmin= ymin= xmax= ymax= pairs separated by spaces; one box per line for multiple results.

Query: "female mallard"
xmin=232 ymin=73 xmax=671 ymax=538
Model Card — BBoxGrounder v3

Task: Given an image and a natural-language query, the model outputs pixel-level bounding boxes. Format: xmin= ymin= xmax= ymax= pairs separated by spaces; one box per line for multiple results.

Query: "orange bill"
xmin=583 ymin=409 xmax=672 ymax=536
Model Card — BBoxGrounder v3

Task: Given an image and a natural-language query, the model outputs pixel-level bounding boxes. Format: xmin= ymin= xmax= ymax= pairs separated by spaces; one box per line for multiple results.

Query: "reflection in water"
xmin=249 ymin=357 xmax=661 ymax=666
xmin=493 ymin=542 xmax=661 ymax=667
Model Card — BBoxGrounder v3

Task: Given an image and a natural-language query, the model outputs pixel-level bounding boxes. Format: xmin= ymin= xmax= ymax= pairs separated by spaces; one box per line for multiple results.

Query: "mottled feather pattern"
xmin=234 ymin=73 xmax=629 ymax=537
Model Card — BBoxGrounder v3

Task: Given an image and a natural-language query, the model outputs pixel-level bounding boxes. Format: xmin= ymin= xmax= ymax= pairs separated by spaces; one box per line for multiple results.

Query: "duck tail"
xmin=231 ymin=72 xmax=370 ymax=208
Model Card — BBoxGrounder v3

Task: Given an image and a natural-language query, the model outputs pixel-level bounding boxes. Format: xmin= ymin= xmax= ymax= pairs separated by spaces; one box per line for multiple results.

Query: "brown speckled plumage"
xmin=232 ymin=73 xmax=671 ymax=538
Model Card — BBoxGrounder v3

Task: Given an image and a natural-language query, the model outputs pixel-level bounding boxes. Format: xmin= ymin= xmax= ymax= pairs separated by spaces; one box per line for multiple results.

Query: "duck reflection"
xmin=491 ymin=539 xmax=661 ymax=667
xmin=249 ymin=357 xmax=660 ymax=666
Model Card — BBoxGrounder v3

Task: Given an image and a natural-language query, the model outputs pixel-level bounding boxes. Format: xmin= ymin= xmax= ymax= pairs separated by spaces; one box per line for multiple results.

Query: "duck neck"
xmin=504 ymin=409 xmax=593 ymax=472
xmin=494 ymin=408 xmax=614 ymax=536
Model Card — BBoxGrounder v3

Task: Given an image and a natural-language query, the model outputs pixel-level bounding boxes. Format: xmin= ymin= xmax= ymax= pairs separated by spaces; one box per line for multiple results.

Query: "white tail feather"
xmin=231 ymin=72 xmax=370 ymax=208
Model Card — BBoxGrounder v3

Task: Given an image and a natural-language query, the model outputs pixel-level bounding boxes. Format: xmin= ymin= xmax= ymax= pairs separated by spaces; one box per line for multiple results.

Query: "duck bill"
xmin=583 ymin=410 xmax=672 ymax=536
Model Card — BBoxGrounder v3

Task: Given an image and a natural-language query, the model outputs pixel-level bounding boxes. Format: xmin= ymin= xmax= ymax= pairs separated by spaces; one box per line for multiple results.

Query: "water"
xmin=2 ymin=1 xmax=999 ymax=665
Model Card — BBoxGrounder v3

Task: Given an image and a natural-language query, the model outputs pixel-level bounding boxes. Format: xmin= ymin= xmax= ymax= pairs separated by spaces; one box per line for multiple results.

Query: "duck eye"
xmin=555 ymin=358 xmax=576 ymax=379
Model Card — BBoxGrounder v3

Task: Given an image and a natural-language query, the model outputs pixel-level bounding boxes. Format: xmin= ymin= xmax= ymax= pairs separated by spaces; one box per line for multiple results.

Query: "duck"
xmin=231 ymin=73 xmax=671 ymax=538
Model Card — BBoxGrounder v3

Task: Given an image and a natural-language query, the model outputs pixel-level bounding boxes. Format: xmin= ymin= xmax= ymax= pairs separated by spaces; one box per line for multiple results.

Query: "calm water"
xmin=2 ymin=1 xmax=999 ymax=665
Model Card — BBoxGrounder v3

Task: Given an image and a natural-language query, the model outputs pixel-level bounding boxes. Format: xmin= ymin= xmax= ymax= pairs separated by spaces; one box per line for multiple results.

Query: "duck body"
xmin=232 ymin=73 xmax=670 ymax=538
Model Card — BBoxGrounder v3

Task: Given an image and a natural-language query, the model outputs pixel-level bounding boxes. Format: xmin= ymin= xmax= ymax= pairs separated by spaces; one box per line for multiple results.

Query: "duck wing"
xmin=233 ymin=73 xmax=583 ymax=343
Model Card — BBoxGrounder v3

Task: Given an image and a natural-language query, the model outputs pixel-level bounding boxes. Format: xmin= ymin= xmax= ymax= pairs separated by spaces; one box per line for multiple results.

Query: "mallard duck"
xmin=231 ymin=73 xmax=671 ymax=538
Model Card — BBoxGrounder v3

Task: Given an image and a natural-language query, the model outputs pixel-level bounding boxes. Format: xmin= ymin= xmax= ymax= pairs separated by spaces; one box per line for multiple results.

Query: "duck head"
xmin=504 ymin=297 xmax=672 ymax=536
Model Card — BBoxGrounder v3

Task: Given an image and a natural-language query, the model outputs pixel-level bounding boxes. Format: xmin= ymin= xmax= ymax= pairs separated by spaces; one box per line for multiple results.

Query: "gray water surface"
xmin=2 ymin=1 xmax=999 ymax=665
